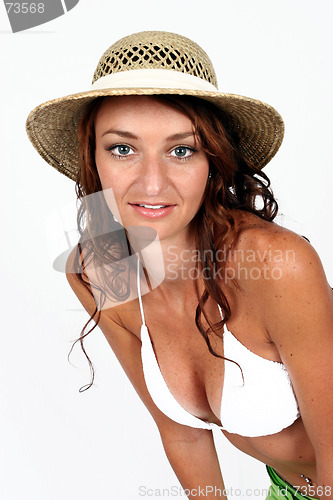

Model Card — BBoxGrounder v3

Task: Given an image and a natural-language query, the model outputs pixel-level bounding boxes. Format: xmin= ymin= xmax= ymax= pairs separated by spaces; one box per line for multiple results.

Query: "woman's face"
xmin=94 ymin=96 xmax=209 ymax=243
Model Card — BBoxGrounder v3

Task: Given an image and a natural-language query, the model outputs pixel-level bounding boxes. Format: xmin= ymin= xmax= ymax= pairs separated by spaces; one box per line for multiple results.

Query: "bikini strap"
xmin=217 ymin=304 xmax=227 ymax=334
xmin=137 ymin=258 xmax=146 ymax=326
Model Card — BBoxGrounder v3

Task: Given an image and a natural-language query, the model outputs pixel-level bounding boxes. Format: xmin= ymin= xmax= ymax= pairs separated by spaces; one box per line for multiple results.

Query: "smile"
xmin=138 ymin=204 xmax=168 ymax=209
xmin=129 ymin=203 xmax=177 ymax=219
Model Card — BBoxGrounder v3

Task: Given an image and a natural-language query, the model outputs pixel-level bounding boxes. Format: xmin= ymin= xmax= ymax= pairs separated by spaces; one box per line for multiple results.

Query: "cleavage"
xmin=145 ymin=314 xmax=224 ymax=423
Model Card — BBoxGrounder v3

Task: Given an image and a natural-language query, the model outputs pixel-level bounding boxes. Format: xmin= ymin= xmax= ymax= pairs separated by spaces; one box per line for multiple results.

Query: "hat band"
xmin=90 ymin=69 xmax=218 ymax=92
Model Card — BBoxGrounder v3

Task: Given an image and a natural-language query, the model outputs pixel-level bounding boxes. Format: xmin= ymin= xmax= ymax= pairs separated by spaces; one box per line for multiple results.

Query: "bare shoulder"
xmin=65 ymin=246 xmax=96 ymax=316
xmin=256 ymin=224 xmax=333 ymax=317
xmin=228 ymin=210 xmax=322 ymax=273
xmin=65 ymin=248 xmax=143 ymax=395
xmin=221 ymin=211 xmax=332 ymax=306
xmin=231 ymin=210 xmax=305 ymax=254
xmin=65 ymin=245 xmax=136 ymax=333
xmin=220 ymin=212 xmax=333 ymax=351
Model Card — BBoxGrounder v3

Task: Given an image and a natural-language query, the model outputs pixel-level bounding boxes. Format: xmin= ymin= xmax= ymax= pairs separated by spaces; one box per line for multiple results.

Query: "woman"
xmin=26 ymin=31 xmax=333 ymax=499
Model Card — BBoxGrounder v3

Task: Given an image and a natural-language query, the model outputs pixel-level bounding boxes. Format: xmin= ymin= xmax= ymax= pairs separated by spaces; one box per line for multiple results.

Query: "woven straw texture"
xmin=93 ymin=31 xmax=218 ymax=87
xmin=26 ymin=31 xmax=284 ymax=181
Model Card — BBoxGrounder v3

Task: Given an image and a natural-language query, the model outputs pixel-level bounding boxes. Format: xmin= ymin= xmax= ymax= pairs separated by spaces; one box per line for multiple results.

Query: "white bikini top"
xmin=137 ymin=262 xmax=300 ymax=437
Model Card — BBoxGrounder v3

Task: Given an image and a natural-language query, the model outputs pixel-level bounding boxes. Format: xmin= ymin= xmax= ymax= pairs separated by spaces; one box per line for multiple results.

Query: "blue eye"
xmin=171 ymin=146 xmax=195 ymax=158
xmin=110 ymin=145 xmax=133 ymax=156
xmin=107 ymin=144 xmax=135 ymax=158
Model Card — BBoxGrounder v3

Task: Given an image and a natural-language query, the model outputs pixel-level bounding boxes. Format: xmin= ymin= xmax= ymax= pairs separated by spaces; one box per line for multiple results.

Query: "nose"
xmin=140 ymin=154 xmax=168 ymax=196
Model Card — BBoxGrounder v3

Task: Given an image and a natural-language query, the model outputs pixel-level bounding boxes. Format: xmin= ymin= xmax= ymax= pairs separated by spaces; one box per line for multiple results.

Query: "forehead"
xmin=94 ymin=95 xmax=194 ymax=130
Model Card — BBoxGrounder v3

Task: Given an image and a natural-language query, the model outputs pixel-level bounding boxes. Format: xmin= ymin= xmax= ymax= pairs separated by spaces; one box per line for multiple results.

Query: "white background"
xmin=0 ymin=1 xmax=332 ymax=499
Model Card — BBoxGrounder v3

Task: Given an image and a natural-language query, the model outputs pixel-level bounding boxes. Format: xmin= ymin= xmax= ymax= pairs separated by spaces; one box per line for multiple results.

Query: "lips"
xmin=129 ymin=202 xmax=176 ymax=219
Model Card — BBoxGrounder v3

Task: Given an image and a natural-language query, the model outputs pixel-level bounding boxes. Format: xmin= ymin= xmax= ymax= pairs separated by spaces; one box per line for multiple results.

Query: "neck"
xmin=127 ymin=227 xmax=200 ymax=289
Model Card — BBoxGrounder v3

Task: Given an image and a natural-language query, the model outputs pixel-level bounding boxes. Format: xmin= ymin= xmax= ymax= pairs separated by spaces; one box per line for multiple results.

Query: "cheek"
xmin=95 ymin=148 xmax=133 ymax=194
xmin=95 ymin=150 xmax=109 ymax=188
xmin=95 ymin=164 xmax=125 ymax=223
xmin=189 ymin=163 xmax=210 ymax=201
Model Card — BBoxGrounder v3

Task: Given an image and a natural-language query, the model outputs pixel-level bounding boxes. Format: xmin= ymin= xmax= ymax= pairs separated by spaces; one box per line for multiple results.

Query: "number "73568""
xmin=5 ymin=3 xmax=45 ymax=14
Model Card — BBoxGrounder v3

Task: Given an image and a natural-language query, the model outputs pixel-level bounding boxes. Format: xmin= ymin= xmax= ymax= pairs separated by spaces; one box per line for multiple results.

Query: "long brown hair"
xmin=69 ymin=95 xmax=278 ymax=391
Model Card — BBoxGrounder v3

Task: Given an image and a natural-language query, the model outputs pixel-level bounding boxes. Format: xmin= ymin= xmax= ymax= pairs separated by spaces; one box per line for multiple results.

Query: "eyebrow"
xmin=166 ymin=132 xmax=195 ymax=141
xmin=101 ymin=129 xmax=196 ymax=141
xmin=101 ymin=129 xmax=138 ymax=139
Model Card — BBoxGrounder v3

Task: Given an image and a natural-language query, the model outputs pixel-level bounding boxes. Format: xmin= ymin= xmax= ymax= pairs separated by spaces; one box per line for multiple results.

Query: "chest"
xmin=140 ymin=303 xmax=225 ymax=423
xmin=122 ymin=289 xmax=283 ymax=425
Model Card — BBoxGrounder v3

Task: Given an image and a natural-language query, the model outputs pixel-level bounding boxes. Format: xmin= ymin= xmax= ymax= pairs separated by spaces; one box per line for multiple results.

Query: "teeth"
xmin=139 ymin=204 xmax=166 ymax=209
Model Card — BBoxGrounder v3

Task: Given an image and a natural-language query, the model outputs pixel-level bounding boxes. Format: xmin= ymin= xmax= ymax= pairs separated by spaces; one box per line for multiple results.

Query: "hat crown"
xmin=92 ymin=31 xmax=218 ymax=88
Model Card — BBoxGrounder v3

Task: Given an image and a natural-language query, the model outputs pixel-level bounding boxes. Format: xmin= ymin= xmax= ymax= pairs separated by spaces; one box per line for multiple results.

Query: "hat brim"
xmin=26 ymin=87 xmax=284 ymax=181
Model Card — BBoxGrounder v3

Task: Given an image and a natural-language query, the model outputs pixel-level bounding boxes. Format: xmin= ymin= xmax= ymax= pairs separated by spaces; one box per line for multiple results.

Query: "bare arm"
xmin=160 ymin=425 xmax=226 ymax=499
xmin=261 ymin=232 xmax=333 ymax=499
xmin=66 ymin=253 xmax=226 ymax=499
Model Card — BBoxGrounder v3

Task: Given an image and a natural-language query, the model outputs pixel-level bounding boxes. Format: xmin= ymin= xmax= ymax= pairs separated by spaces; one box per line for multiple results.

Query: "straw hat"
xmin=26 ymin=31 xmax=284 ymax=181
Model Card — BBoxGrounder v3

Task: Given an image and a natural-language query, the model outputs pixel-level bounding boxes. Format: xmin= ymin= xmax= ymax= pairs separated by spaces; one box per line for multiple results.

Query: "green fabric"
xmin=266 ymin=466 xmax=316 ymax=500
